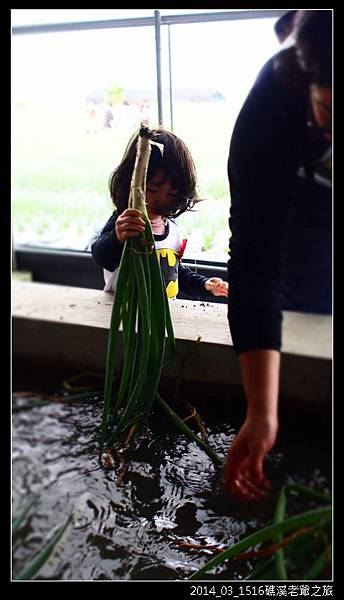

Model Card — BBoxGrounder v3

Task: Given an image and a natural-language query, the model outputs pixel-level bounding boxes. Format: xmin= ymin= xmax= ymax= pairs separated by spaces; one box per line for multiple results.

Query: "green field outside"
xmin=12 ymin=99 xmax=235 ymax=262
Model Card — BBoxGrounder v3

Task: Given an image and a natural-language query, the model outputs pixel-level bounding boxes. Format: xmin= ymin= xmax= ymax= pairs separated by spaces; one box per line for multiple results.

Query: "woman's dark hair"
xmin=274 ymin=10 xmax=297 ymax=43
xmin=109 ymin=127 xmax=199 ymax=218
xmin=294 ymin=9 xmax=332 ymax=87
xmin=274 ymin=10 xmax=332 ymax=90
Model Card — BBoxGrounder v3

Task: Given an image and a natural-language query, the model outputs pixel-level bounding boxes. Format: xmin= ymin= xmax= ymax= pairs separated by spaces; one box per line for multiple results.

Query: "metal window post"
xmin=168 ymin=24 xmax=174 ymax=131
xmin=154 ymin=10 xmax=163 ymax=126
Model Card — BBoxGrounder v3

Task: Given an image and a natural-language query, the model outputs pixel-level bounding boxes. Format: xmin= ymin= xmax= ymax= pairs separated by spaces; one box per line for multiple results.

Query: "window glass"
xmin=12 ymin=27 xmax=158 ymax=250
xmin=162 ymin=18 xmax=279 ymax=262
xmin=12 ymin=14 xmax=280 ymax=260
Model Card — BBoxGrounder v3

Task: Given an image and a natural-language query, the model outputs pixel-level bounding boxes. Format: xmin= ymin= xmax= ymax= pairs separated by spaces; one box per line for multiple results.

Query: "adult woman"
xmin=225 ymin=10 xmax=332 ymax=500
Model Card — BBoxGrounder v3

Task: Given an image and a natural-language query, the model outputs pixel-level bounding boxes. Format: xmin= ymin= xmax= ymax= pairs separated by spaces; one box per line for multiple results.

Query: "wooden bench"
xmin=13 ymin=280 xmax=332 ymax=405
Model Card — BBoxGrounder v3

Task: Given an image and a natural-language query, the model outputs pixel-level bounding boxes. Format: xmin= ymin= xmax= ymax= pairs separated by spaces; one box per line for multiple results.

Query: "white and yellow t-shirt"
xmin=103 ymin=219 xmax=185 ymax=298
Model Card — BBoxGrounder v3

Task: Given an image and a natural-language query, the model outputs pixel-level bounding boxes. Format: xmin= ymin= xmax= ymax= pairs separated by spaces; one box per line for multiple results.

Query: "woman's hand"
xmin=223 ymin=415 xmax=278 ymax=500
xmin=223 ymin=349 xmax=280 ymax=501
xmin=115 ymin=209 xmax=145 ymax=243
xmin=205 ymin=277 xmax=229 ymax=297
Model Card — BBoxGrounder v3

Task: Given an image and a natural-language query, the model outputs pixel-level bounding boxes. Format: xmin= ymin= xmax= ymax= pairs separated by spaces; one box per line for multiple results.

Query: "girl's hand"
xmin=205 ymin=277 xmax=229 ymax=297
xmin=115 ymin=209 xmax=145 ymax=243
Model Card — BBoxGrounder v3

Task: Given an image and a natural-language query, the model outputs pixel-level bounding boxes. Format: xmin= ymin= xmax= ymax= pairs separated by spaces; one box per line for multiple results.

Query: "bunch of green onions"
xmin=99 ymin=126 xmax=175 ymax=454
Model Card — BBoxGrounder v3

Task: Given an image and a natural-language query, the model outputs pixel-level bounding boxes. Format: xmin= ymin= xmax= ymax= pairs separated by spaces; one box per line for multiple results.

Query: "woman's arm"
xmin=225 ymin=55 xmax=306 ymax=499
xmin=224 ymin=349 xmax=280 ymax=500
xmin=228 ymin=58 xmax=305 ymax=354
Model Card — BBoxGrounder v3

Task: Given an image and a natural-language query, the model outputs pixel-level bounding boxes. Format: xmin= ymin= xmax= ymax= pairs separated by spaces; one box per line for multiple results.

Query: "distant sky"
xmin=11 ymin=9 xmax=281 ymax=111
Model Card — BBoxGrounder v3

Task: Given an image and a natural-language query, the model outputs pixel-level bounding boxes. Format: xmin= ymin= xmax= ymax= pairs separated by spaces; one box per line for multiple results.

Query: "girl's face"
xmin=145 ymin=169 xmax=179 ymax=218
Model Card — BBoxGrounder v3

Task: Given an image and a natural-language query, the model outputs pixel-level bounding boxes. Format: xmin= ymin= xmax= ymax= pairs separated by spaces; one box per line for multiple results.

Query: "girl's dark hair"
xmin=109 ymin=127 xmax=199 ymax=218
xmin=274 ymin=10 xmax=332 ymax=91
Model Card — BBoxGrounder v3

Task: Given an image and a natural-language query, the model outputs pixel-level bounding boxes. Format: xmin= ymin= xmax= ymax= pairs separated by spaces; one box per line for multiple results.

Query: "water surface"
xmin=12 ymin=375 xmax=331 ymax=581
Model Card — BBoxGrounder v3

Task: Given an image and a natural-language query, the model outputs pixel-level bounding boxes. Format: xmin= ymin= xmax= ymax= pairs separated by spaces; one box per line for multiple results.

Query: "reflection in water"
xmin=12 ymin=395 xmax=331 ymax=581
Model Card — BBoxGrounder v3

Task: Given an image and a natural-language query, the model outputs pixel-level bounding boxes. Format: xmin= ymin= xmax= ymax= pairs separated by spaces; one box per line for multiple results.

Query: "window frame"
xmin=12 ymin=9 xmax=287 ymax=300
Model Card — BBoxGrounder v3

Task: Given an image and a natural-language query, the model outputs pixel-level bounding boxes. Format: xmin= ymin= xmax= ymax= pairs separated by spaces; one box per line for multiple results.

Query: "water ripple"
xmin=12 ymin=394 xmax=331 ymax=581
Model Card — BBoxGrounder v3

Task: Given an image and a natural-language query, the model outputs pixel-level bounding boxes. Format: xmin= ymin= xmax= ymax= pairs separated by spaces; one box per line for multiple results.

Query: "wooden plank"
xmin=12 ymin=280 xmax=331 ymax=359
xmin=12 ymin=281 xmax=332 ymax=404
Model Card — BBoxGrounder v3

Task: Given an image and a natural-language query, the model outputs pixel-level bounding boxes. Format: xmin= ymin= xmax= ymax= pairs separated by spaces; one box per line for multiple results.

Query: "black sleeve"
xmin=227 ymin=56 xmax=307 ymax=355
xmin=178 ymin=263 xmax=210 ymax=299
xmin=91 ymin=212 xmax=124 ymax=272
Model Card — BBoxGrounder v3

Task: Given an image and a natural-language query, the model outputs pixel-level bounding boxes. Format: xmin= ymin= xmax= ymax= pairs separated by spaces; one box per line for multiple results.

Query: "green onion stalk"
xmin=189 ymin=483 xmax=331 ymax=580
xmin=99 ymin=125 xmax=176 ymax=455
xmin=13 ymin=502 xmax=72 ymax=581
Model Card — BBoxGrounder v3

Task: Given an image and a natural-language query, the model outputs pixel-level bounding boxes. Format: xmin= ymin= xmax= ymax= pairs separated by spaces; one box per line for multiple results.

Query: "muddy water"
xmin=12 ymin=378 xmax=331 ymax=581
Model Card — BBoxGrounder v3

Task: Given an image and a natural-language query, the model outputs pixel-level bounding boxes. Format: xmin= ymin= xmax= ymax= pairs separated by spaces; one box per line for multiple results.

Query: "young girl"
xmin=91 ymin=127 xmax=228 ymax=299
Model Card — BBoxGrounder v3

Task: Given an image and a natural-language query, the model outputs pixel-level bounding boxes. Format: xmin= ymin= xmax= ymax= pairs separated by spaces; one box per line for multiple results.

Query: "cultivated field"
xmin=12 ymin=99 xmax=237 ymax=262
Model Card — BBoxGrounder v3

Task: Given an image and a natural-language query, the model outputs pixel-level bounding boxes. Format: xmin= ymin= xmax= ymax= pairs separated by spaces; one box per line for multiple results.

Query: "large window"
xmin=12 ymin=10 xmax=281 ymax=264
xmin=12 ymin=22 xmax=158 ymax=252
xmin=160 ymin=18 xmax=279 ymax=261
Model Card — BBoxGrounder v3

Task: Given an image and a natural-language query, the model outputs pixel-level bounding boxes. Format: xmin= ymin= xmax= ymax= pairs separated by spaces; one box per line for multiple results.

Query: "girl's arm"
xmin=179 ymin=265 xmax=228 ymax=299
xmin=91 ymin=212 xmax=123 ymax=272
xmin=178 ymin=263 xmax=210 ymax=299
xmin=91 ymin=209 xmax=146 ymax=271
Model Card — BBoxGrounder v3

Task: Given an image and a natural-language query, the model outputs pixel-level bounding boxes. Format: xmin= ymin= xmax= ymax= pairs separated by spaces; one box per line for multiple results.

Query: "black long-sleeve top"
xmin=91 ymin=212 xmax=210 ymax=299
xmin=227 ymin=52 xmax=332 ymax=355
